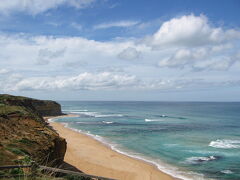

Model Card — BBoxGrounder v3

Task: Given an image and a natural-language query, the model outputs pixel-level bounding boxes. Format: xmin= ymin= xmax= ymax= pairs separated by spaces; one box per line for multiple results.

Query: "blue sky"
xmin=0 ymin=0 xmax=240 ymax=101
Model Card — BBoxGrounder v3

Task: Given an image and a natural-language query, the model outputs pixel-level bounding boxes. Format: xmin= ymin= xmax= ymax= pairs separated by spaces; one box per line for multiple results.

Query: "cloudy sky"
xmin=0 ymin=0 xmax=240 ymax=101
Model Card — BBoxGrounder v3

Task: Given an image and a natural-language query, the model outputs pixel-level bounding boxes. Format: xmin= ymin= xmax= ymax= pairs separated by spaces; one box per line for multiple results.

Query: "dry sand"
xmin=48 ymin=115 xmax=176 ymax=180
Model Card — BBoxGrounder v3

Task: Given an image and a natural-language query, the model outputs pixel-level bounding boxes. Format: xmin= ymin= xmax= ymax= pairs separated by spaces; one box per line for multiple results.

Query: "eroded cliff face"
xmin=0 ymin=94 xmax=66 ymax=166
xmin=0 ymin=94 xmax=63 ymax=116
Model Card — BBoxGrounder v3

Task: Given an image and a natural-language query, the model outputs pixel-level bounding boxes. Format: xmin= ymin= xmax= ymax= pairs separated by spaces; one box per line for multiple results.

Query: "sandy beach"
xmin=47 ymin=115 xmax=176 ymax=180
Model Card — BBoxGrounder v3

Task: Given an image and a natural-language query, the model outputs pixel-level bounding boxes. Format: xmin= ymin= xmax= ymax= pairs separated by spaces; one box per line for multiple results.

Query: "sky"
xmin=0 ymin=0 xmax=240 ymax=101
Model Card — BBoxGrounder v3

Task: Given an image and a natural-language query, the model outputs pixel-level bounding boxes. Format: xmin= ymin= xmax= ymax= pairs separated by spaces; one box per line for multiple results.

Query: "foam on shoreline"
xmin=49 ymin=116 xmax=206 ymax=180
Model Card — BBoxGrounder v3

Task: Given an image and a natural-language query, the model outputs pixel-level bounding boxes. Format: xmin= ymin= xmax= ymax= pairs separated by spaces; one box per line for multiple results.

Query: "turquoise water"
xmin=54 ymin=101 xmax=240 ymax=180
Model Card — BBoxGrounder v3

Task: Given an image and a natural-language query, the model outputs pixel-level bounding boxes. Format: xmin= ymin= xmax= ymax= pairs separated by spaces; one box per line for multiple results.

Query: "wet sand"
xmin=47 ymin=115 xmax=176 ymax=180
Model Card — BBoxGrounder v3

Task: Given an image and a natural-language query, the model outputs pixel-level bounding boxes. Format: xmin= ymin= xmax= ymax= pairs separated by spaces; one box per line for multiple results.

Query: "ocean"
xmin=53 ymin=101 xmax=240 ymax=180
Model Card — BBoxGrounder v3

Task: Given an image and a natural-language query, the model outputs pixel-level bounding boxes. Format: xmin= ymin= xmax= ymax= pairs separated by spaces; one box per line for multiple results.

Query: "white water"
xmin=50 ymin=116 xmax=208 ymax=180
xmin=209 ymin=139 xmax=240 ymax=149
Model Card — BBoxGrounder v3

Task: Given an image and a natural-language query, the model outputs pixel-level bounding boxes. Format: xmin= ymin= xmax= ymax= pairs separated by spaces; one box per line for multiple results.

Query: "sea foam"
xmin=102 ymin=121 xmax=114 ymax=124
xmin=58 ymin=121 xmax=206 ymax=180
xmin=66 ymin=111 xmax=123 ymax=118
xmin=185 ymin=156 xmax=219 ymax=164
xmin=145 ymin=118 xmax=164 ymax=122
xmin=63 ymin=109 xmax=88 ymax=112
xmin=221 ymin=170 xmax=233 ymax=174
xmin=209 ymin=139 xmax=240 ymax=149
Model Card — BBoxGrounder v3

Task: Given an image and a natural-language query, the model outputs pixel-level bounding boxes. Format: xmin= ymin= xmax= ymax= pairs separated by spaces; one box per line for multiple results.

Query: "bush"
xmin=6 ymin=147 xmax=25 ymax=155
xmin=19 ymin=138 xmax=34 ymax=146
xmin=10 ymin=168 xmax=24 ymax=175
xmin=65 ymin=174 xmax=92 ymax=180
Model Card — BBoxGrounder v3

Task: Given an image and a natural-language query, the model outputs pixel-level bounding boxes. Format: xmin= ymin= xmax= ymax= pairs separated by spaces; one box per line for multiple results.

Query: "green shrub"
xmin=10 ymin=168 xmax=24 ymax=175
xmin=6 ymin=147 xmax=25 ymax=155
xmin=65 ymin=175 xmax=92 ymax=180
xmin=19 ymin=138 xmax=34 ymax=146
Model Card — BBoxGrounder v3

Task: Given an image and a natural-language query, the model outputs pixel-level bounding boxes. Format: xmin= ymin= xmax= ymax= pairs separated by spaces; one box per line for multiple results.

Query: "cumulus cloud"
xmin=157 ymin=45 xmax=240 ymax=71
xmin=2 ymin=71 xmax=239 ymax=93
xmin=36 ymin=48 xmax=66 ymax=65
xmin=2 ymin=72 xmax=138 ymax=91
xmin=152 ymin=14 xmax=240 ymax=70
xmin=158 ymin=48 xmax=208 ymax=68
xmin=0 ymin=0 xmax=96 ymax=15
xmin=118 ymin=47 xmax=141 ymax=60
xmin=0 ymin=68 xmax=9 ymax=74
xmin=0 ymin=14 xmax=240 ymax=94
xmin=192 ymin=53 xmax=240 ymax=71
xmin=146 ymin=14 xmax=240 ymax=48
xmin=94 ymin=20 xmax=140 ymax=30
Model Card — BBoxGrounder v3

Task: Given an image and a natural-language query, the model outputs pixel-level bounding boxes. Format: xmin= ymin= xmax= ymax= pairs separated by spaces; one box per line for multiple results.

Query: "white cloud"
xmin=158 ymin=47 xmax=240 ymax=70
xmin=0 ymin=0 xmax=95 ymax=15
xmin=0 ymin=68 xmax=9 ymax=74
xmin=0 ymin=14 xmax=240 ymax=95
xmin=3 ymin=72 xmax=139 ymax=91
xmin=146 ymin=14 xmax=240 ymax=48
xmin=158 ymin=48 xmax=208 ymax=68
xmin=211 ymin=43 xmax=232 ymax=53
xmin=36 ymin=48 xmax=66 ymax=65
xmin=118 ymin=47 xmax=141 ymax=60
xmin=2 ymin=71 xmax=239 ymax=93
xmin=192 ymin=52 xmax=240 ymax=71
xmin=94 ymin=20 xmax=140 ymax=30
xmin=152 ymin=14 xmax=240 ymax=70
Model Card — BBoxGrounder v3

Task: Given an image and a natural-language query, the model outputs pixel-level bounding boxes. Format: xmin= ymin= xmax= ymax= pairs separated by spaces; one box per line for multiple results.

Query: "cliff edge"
xmin=0 ymin=94 xmax=66 ymax=167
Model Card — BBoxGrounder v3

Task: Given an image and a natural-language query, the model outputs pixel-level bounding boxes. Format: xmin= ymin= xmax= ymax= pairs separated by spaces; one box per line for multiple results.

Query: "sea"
xmin=53 ymin=101 xmax=240 ymax=180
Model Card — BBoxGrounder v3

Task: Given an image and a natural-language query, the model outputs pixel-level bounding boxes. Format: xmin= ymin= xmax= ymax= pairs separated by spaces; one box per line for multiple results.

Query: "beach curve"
xmin=46 ymin=115 xmax=177 ymax=180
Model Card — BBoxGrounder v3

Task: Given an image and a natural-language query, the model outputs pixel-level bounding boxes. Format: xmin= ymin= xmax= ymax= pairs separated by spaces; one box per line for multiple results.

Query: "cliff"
xmin=0 ymin=94 xmax=63 ymax=116
xmin=0 ymin=94 xmax=66 ymax=167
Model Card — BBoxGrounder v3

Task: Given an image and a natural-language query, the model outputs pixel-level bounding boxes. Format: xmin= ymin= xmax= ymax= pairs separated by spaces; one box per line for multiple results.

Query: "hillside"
xmin=0 ymin=94 xmax=66 ymax=166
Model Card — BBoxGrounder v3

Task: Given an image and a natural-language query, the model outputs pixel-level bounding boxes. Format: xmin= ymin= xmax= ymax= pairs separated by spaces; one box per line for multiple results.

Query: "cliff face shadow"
xmin=60 ymin=161 xmax=83 ymax=173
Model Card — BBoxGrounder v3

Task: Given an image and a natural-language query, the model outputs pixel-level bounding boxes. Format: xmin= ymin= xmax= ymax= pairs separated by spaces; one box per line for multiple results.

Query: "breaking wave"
xmin=185 ymin=156 xmax=220 ymax=164
xmin=102 ymin=121 xmax=114 ymax=124
xmin=221 ymin=170 xmax=233 ymax=174
xmin=65 ymin=110 xmax=123 ymax=118
xmin=145 ymin=119 xmax=164 ymax=122
xmin=209 ymin=139 xmax=240 ymax=149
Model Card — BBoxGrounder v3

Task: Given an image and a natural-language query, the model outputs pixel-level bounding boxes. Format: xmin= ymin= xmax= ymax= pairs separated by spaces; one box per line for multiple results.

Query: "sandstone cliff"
xmin=0 ymin=94 xmax=63 ymax=116
xmin=0 ymin=94 xmax=66 ymax=167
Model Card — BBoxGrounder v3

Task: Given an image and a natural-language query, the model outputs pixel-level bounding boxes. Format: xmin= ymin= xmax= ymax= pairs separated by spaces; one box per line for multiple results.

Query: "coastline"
xmin=46 ymin=115 xmax=177 ymax=180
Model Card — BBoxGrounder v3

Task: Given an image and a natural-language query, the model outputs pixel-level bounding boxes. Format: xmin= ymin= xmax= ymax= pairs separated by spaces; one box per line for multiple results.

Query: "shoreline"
xmin=46 ymin=115 xmax=178 ymax=180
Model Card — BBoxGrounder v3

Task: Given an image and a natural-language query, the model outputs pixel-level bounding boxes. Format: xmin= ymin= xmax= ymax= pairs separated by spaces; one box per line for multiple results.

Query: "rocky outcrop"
xmin=0 ymin=94 xmax=63 ymax=116
xmin=0 ymin=94 xmax=66 ymax=166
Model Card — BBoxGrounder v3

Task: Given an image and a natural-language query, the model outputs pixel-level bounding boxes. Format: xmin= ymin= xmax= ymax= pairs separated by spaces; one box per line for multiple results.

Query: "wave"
xmin=161 ymin=114 xmax=167 ymax=117
xmin=185 ymin=156 xmax=221 ymax=164
xmin=145 ymin=119 xmax=164 ymax=122
xmin=95 ymin=114 xmax=123 ymax=118
xmin=221 ymin=170 xmax=233 ymax=174
xmin=67 ymin=111 xmax=98 ymax=117
xmin=64 ymin=110 xmax=123 ymax=118
xmin=209 ymin=139 xmax=240 ymax=149
xmin=156 ymin=114 xmax=168 ymax=117
xmin=102 ymin=121 xmax=114 ymax=124
xmin=48 ymin=118 xmax=54 ymax=122
xmin=58 ymin=121 xmax=205 ymax=180
xmin=63 ymin=109 xmax=88 ymax=112
xmin=76 ymin=122 xmax=91 ymax=124
xmin=154 ymin=114 xmax=187 ymax=120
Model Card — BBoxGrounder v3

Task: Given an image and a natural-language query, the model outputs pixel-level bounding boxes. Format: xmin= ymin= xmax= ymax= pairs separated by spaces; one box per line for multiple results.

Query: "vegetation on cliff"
xmin=0 ymin=94 xmax=101 ymax=180
xmin=0 ymin=94 xmax=66 ymax=166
